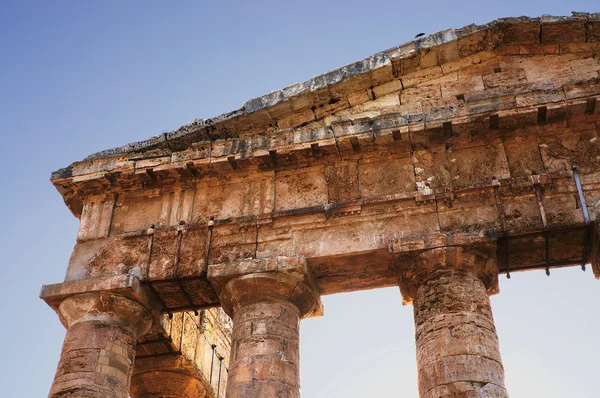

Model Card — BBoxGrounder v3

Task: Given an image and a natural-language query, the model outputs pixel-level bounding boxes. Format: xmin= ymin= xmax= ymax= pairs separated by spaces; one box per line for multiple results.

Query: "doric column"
xmin=41 ymin=276 xmax=156 ymax=398
xmin=131 ymin=356 xmax=207 ymax=398
xmin=397 ymin=246 xmax=508 ymax=398
xmin=48 ymin=292 xmax=152 ymax=398
xmin=208 ymin=256 xmax=322 ymax=398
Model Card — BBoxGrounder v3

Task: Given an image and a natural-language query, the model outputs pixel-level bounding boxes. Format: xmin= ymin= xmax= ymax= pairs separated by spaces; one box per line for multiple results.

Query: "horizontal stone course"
xmin=50 ymin=14 xmax=599 ymax=176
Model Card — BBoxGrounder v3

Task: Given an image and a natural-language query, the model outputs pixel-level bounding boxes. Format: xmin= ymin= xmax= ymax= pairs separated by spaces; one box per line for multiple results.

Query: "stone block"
xmin=275 ymin=167 xmax=328 ymax=211
xmin=482 ymin=68 xmax=527 ymax=89
xmin=324 ymin=161 xmax=360 ymax=203
xmin=541 ymin=20 xmax=586 ymax=43
xmin=358 ymin=156 xmax=415 ymax=198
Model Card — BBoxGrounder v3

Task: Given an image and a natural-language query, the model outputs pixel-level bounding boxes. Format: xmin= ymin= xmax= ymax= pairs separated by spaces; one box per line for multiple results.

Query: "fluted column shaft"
xmin=48 ymin=292 xmax=152 ymax=398
xmin=208 ymin=256 xmax=321 ymax=398
xmin=228 ymin=301 xmax=301 ymax=397
xmin=397 ymin=246 xmax=508 ymax=398
xmin=414 ymin=269 xmax=508 ymax=397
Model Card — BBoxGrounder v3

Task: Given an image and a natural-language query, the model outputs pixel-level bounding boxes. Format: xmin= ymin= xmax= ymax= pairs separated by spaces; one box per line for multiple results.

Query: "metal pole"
xmin=572 ymin=165 xmax=590 ymax=224
xmin=209 ymin=344 xmax=216 ymax=384
xmin=217 ymin=357 xmax=223 ymax=398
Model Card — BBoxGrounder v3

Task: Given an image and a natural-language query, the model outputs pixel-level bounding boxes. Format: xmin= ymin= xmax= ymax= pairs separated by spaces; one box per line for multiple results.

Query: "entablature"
xmin=52 ymin=14 xmax=600 ymax=217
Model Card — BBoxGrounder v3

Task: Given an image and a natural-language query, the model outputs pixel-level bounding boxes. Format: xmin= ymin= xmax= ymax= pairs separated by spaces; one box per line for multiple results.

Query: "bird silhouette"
xmin=415 ymin=33 xmax=425 ymax=38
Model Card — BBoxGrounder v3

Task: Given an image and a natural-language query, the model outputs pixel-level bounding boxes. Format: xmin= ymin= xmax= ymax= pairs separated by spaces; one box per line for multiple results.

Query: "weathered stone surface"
xmin=44 ymin=14 xmax=600 ymax=397
xmin=226 ymin=302 xmax=301 ymax=398
xmin=396 ymin=246 xmax=500 ymax=304
xmin=208 ymin=256 xmax=321 ymax=319
xmin=401 ymin=250 xmax=508 ymax=398
xmin=48 ymin=293 xmax=153 ymax=398
xmin=208 ymin=257 xmax=320 ymax=398
xmin=134 ymin=308 xmax=232 ymax=398
xmin=131 ymin=370 xmax=208 ymax=398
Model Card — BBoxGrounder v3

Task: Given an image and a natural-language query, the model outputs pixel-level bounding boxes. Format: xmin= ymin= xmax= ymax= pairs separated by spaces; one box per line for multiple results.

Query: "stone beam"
xmin=133 ymin=308 xmax=232 ymax=398
xmin=208 ymin=256 xmax=321 ymax=397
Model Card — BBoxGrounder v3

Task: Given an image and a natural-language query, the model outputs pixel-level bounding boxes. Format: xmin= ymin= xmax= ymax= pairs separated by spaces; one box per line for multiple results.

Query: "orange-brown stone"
xmin=208 ymin=257 xmax=320 ymax=398
xmin=399 ymin=248 xmax=508 ymax=398
xmin=131 ymin=370 xmax=207 ymax=398
xmin=43 ymin=14 xmax=600 ymax=397
xmin=49 ymin=293 xmax=152 ymax=398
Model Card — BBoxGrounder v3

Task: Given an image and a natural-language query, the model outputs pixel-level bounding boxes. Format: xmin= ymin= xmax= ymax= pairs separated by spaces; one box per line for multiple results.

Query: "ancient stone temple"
xmin=42 ymin=13 xmax=600 ymax=397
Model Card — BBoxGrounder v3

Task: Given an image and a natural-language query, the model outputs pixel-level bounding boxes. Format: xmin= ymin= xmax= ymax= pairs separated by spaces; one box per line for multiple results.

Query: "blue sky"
xmin=1 ymin=1 xmax=599 ymax=397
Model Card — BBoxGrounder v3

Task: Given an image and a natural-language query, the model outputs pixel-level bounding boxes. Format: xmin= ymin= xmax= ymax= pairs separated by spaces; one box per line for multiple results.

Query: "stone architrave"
xmin=208 ymin=256 xmax=322 ymax=398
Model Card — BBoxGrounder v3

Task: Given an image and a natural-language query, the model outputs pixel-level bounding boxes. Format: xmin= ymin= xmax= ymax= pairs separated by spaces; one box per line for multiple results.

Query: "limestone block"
xmin=402 ymin=84 xmax=442 ymax=103
xmin=541 ymin=20 xmax=586 ymax=43
xmin=503 ymin=134 xmax=545 ymax=178
xmin=412 ymin=148 xmax=452 ymax=193
xmin=498 ymin=20 xmax=540 ymax=45
xmin=539 ymin=130 xmax=600 ymax=175
xmin=112 ymin=195 xmax=163 ymax=234
xmin=437 ymin=192 xmax=500 ymax=233
xmin=372 ymin=79 xmax=403 ymax=98
xmin=275 ymin=167 xmax=328 ymax=211
xmin=358 ymin=156 xmax=415 ymax=198
xmin=447 ymin=141 xmax=510 ymax=188
xmin=324 ymin=161 xmax=360 ymax=203
xmin=482 ymin=68 xmax=527 ymax=89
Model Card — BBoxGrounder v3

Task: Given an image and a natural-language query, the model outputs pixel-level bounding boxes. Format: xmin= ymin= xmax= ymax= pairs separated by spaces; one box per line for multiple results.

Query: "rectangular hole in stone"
xmin=585 ymin=98 xmax=596 ymax=115
xmin=268 ymin=150 xmax=278 ymax=164
xmin=443 ymin=122 xmax=453 ymax=137
xmin=227 ymin=156 xmax=239 ymax=170
xmin=455 ymin=94 xmax=465 ymax=101
xmin=350 ymin=136 xmax=361 ymax=152
xmin=489 ymin=114 xmax=499 ymax=130
xmin=146 ymin=169 xmax=157 ymax=181
xmin=537 ymin=106 xmax=547 ymax=124
xmin=311 ymin=143 xmax=321 ymax=158
xmin=392 ymin=130 xmax=402 ymax=141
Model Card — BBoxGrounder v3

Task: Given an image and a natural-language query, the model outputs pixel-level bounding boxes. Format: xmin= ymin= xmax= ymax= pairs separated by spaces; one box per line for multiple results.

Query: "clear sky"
xmin=1 ymin=1 xmax=598 ymax=397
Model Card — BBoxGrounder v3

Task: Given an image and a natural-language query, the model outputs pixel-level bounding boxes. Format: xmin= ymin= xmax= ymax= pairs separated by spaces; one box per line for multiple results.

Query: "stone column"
xmin=48 ymin=292 xmax=152 ymax=398
xmin=397 ymin=246 xmax=508 ymax=398
xmin=208 ymin=257 xmax=322 ymax=398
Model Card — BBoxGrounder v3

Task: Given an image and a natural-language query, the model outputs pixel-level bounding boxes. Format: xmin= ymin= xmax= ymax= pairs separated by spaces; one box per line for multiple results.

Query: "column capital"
xmin=59 ymin=292 xmax=152 ymax=336
xmin=41 ymin=274 xmax=157 ymax=334
xmin=395 ymin=245 xmax=500 ymax=304
xmin=45 ymin=276 xmax=158 ymax=398
xmin=208 ymin=256 xmax=323 ymax=319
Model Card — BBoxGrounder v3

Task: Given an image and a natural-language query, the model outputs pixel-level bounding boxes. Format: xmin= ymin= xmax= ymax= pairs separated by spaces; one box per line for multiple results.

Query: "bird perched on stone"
xmin=415 ymin=32 xmax=425 ymax=38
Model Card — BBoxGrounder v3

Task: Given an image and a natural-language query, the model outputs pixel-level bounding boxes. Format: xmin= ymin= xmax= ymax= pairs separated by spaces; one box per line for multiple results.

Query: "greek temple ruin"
xmin=41 ymin=13 xmax=600 ymax=397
